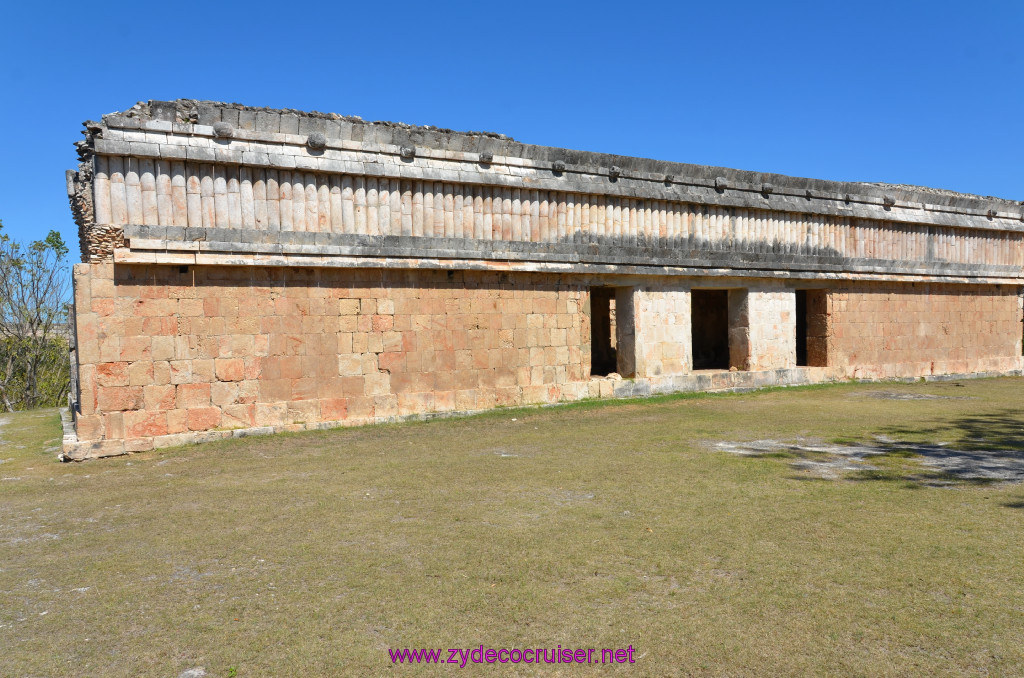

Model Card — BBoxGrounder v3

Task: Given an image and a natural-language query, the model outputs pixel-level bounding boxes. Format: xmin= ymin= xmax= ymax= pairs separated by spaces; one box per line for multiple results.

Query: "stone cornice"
xmin=116 ymin=224 xmax=1023 ymax=285
xmin=80 ymin=100 xmax=1024 ymax=234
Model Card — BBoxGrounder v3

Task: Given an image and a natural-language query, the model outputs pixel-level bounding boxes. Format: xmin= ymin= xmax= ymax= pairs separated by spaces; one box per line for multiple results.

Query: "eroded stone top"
xmin=84 ymin=99 xmax=1022 ymax=218
xmin=66 ymin=99 xmax=1024 ymax=282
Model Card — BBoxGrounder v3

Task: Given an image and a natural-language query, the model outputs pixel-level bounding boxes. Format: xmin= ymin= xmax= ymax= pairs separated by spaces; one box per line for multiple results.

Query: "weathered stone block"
xmin=197 ymin=374 xmax=230 ymax=402
xmin=95 ymin=362 xmax=130 ymax=387
xmin=319 ymin=398 xmax=348 ymax=421
xmin=104 ymin=412 xmax=124 ymax=440
xmin=143 ymin=384 xmax=176 ymax=410
xmin=177 ymin=383 xmax=212 ymax=408
xmin=187 ymin=407 xmax=222 ymax=431
xmin=125 ymin=410 xmax=168 ymax=438
xmin=127 ymin=361 xmax=155 ymax=386
xmin=75 ymin=414 xmax=104 ymax=441
xmin=97 ymin=385 xmax=144 ymax=411
xmin=222 ymin=404 xmax=255 ymax=429
xmin=215 ymin=358 xmax=244 ymax=382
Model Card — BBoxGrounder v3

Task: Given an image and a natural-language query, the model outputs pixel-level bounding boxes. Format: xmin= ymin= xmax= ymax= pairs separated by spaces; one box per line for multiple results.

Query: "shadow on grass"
xmin=878 ymin=409 xmax=1024 ymax=454
xmin=846 ymin=467 xmax=1004 ymax=488
xmin=724 ymin=410 xmax=1024 ymax=490
xmin=848 ymin=409 xmax=1024 ymax=488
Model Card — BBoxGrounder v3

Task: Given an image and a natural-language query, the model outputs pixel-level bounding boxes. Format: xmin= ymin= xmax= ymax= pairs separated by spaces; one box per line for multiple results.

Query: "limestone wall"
xmin=633 ymin=288 xmax=691 ymax=377
xmin=825 ymin=283 xmax=1023 ymax=378
xmin=729 ymin=288 xmax=798 ymax=371
xmin=65 ymin=260 xmax=1024 ymax=459
xmin=71 ymin=263 xmax=594 ymax=455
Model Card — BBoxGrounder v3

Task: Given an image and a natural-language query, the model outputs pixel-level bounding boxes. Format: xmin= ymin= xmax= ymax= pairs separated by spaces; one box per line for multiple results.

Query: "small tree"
xmin=0 ymin=221 xmax=71 ymax=411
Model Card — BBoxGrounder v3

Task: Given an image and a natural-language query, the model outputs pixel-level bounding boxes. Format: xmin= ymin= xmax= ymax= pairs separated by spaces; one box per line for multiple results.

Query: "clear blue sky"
xmin=1 ymin=0 xmax=1021 ymax=257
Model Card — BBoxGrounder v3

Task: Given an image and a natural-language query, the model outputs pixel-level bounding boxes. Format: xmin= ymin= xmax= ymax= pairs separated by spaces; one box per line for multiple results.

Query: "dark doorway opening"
xmin=691 ymin=289 xmax=730 ymax=370
xmin=796 ymin=290 xmax=809 ymax=366
xmin=796 ymin=289 xmax=828 ymax=367
xmin=590 ymin=288 xmax=618 ymax=376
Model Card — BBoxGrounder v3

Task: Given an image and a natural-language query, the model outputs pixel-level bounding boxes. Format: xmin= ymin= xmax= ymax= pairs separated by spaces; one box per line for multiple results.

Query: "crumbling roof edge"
xmin=92 ymin=99 xmax=1023 ymax=213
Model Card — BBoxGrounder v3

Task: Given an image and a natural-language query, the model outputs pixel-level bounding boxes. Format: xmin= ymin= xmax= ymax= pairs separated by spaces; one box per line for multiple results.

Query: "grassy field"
xmin=3 ymin=378 xmax=1024 ymax=677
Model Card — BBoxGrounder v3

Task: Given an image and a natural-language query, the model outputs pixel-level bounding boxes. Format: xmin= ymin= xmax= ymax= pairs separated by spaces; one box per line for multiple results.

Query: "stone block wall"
xmin=825 ymin=283 xmax=1023 ymax=378
xmin=71 ymin=263 xmax=591 ymax=454
xmin=633 ymin=287 xmax=691 ymax=377
xmin=745 ymin=288 xmax=798 ymax=371
xmin=66 ymin=261 xmax=1024 ymax=458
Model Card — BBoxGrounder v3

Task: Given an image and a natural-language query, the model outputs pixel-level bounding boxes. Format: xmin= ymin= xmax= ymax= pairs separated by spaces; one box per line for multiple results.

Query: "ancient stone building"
xmin=61 ymin=100 xmax=1024 ymax=459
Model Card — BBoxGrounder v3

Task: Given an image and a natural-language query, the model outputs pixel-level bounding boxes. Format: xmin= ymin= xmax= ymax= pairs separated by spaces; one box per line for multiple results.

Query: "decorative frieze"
xmin=88 ymin=156 xmax=1024 ymax=275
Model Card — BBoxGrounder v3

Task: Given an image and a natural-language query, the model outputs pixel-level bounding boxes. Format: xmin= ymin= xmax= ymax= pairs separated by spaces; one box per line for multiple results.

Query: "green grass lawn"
xmin=3 ymin=378 xmax=1024 ymax=677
